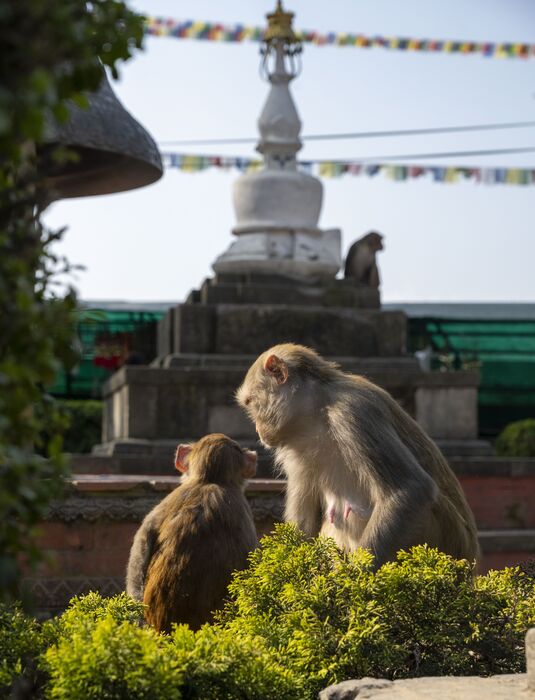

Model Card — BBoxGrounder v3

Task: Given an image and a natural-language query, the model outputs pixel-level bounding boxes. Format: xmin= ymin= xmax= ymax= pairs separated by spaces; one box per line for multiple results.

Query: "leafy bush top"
xmin=1 ymin=527 xmax=534 ymax=699
xmin=221 ymin=525 xmax=534 ymax=692
xmin=495 ymin=418 xmax=535 ymax=457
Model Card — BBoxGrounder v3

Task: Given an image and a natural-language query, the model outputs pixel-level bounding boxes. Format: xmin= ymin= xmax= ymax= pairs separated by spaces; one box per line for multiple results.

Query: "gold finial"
xmin=264 ymin=1 xmax=299 ymax=45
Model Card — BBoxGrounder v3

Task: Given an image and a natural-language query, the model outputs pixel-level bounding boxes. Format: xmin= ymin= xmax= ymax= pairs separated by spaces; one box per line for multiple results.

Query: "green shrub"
xmin=169 ymin=625 xmax=299 ymax=700
xmin=50 ymin=591 xmax=145 ymax=640
xmin=0 ymin=604 xmax=45 ymax=694
xmin=1 ymin=532 xmax=534 ymax=699
xmin=221 ymin=525 xmax=535 ymax=695
xmin=43 ymin=593 xmax=180 ymax=699
xmin=44 ymin=592 xmax=297 ymax=700
xmin=495 ymin=418 xmax=535 ymax=457
xmin=45 ymin=616 xmax=182 ymax=700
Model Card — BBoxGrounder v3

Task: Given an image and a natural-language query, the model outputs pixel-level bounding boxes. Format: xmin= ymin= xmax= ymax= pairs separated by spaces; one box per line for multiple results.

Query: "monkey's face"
xmin=368 ymin=232 xmax=384 ymax=251
xmin=236 ymin=346 xmax=319 ymax=448
xmin=237 ymin=361 xmax=281 ymax=447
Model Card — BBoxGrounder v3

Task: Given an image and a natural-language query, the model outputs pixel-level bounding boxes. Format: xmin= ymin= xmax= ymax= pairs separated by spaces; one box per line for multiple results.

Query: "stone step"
xmin=154 ymin=352 xmax=422 ymax=375
xmin=196 ymin=275 xmax=381 ymax=308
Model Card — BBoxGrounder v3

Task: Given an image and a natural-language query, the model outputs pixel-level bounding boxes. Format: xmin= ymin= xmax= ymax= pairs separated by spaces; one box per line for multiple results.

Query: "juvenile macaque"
xmin=126 ymin=433 xmax=258 ymax=632
xmin=237 ymin=344 xmax=479 ymax=568
xmin=344 ymin=231 xmax=384 ymax=287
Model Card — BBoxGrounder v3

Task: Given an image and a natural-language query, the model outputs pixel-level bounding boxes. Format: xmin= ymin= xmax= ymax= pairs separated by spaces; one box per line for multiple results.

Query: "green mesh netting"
xmin=408 ymin=318 xmax=535 ymax=437
xmin=49 ymin=309 xmax=164 ymax=398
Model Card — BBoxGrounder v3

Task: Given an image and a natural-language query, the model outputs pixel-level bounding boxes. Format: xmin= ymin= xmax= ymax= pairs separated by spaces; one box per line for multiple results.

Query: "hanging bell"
xmin=40 ymin=70 xmax=163 ymax=201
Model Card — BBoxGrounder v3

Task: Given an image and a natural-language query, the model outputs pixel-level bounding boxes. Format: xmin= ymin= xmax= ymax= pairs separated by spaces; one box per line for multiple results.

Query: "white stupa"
xmin=213 ymin=2 xmax=341 ymax=281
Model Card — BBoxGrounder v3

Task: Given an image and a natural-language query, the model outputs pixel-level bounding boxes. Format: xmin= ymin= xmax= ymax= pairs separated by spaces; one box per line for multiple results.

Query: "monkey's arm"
xmin=284 ymin=472 xmax=322 ymax=537
xmin=125 ymin=515 xmax=159 ymax=601
xmin=356 ymin=428 xmax=438 ymax=567
xmin=368 ymin=263 xmax=380 ymax=289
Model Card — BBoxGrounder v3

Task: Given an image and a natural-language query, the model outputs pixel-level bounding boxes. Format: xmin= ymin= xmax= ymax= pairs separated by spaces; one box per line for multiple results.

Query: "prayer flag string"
xmin=161 ymin=152 xmax=535 ymax=186
xmin=146 ymin=17 xmax=535 ymax=60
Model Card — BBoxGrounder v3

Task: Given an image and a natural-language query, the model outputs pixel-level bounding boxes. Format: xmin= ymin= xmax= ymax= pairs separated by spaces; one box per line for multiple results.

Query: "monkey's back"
xmin=143 ymin=483 xmax=257 ymax=632
xmin=346 ymin=375 xmax=479 ymax=563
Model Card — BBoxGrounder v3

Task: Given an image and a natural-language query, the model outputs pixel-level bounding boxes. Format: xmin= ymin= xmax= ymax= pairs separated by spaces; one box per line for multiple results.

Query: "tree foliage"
xmin=0 ymin=0 xmax=144 ymax=601
xmin=39 ymin=400 xmax=103 ymax=455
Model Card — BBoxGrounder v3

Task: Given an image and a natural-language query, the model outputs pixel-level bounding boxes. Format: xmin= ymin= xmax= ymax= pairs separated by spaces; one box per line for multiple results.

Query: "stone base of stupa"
xmin=90 ymin=273 xmax=483 ymax=468
xmin=212 ymin=227 xmax=342 ymax=281
xmin=185 ymin=273 xmax=380 ymax=308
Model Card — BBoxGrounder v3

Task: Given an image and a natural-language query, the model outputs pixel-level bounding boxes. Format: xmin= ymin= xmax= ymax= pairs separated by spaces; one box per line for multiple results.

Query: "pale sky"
xmin=45 ymin=0 xmax=535 ymax=303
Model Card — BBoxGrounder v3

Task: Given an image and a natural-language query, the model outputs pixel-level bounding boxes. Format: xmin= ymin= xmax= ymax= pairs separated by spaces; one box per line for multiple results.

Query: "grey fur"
xmin=125 ymin=510 xmax=161 ymax=600
xmin=237 ymin=344 xmax=479 ymax=568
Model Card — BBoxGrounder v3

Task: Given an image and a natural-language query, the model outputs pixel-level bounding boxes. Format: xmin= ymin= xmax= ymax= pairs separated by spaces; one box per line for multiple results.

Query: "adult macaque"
xmin=236 ymin=344 xmax=479 ymax=567
xmin=344 ymin=231 xmax=384 ymax=287
xmin=126 ymin=433 xmax=258 ymax=632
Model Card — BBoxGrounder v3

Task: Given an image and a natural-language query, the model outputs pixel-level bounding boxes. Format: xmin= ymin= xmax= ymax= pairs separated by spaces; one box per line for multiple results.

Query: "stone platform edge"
xmin=47 ymin=475 xmax=535 ymax=556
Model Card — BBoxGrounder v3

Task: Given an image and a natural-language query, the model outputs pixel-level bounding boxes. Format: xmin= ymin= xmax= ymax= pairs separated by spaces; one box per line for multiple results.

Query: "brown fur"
xmin=236 ymin=344 xmax=479 ymax=568
xmin=125 ymin=434 xmax=258 ymax=632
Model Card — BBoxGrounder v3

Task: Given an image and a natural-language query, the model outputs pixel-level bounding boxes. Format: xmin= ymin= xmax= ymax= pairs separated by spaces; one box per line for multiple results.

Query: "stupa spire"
xmin=212 ymin=2 xmax=341 ymax=281
xmin=257 ymin=1 xmax=302 ymax=169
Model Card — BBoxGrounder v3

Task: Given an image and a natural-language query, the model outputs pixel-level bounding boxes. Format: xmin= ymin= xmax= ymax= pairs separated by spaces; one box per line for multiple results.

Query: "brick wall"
xmin=24 ymin=470 xmax=535 ymax=615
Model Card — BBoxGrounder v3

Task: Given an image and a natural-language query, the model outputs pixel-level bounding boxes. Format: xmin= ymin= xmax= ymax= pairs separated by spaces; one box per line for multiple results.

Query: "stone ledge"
xmin=66 ymin=475 xmax=284 ymax=494
xmin=45 ymin=477 xmax=285 ymax=524
xmin=97 ymin=439 xmax=490 ymax=465
xmin=62 ymin=467 xmax=535 ymax=530
xmin=437 ymin=441 xmax=494 ymax=457
xmin=71 ymin=453 xmax=535 ymax=479
xmin=103 ymin=363 xmax=478 ymax=394
xmin=450 ymin=457 xmax=535 ymax=477
xmin=100 ymin=353 xmax=480 ymax=443
xmin=196 ymin=276 xmax=381 ymax=308
xmin=157 ymin=303 xmax=408 ymax=358
xmin=413 ymin=371 xmax=480 ymax=388
xmin=319 ymin=673 xmax=530 ymax=699
xmin=103 ymin=365 xmax=248 ymax=394
xmin=155 ymin=353 xmax=421 ymax=373
xmin=478 ymin=529 xmax=535 ymax=553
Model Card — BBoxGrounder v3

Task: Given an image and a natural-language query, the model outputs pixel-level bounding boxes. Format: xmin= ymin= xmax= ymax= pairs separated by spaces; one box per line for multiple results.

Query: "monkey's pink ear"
xmin=243 ymin=450 xmax=257 ymax=479
xmin=175 ymin=444 xmax=192 ymax=473
xmin=264 ymin=354 xmax=288 ymax=385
